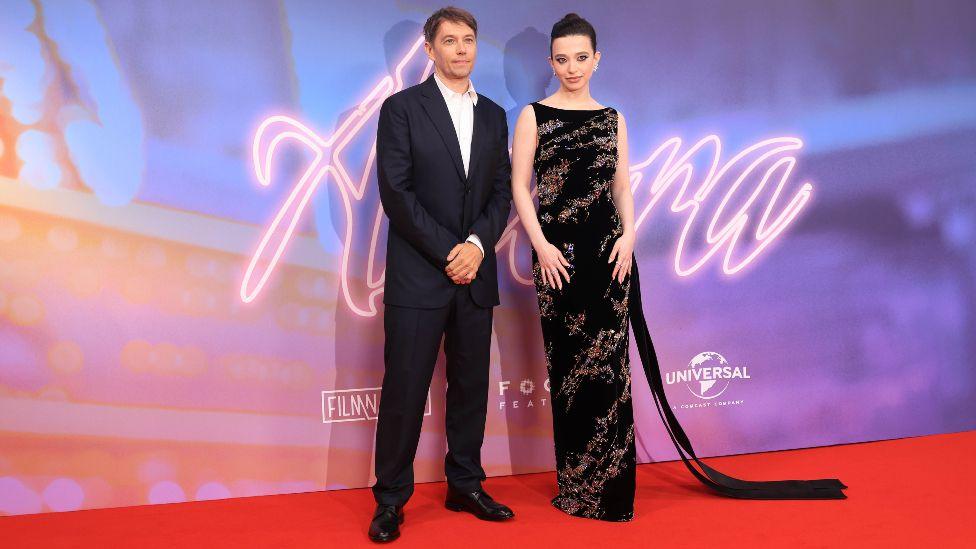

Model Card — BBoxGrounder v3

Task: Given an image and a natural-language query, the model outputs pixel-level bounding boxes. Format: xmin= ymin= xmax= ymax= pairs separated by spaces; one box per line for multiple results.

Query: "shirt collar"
xmin=433 ymin=72 xmax=478 ymax=105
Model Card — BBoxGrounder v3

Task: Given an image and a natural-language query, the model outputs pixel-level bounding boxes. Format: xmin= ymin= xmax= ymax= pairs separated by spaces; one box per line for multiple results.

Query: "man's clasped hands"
xmin=445 ymin=241 xmax=482 ymax=284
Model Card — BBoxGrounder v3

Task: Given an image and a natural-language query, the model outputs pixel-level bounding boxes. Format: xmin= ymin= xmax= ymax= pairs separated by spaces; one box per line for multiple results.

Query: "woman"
xmin=510 ymin=13 xmax=848 ymax=522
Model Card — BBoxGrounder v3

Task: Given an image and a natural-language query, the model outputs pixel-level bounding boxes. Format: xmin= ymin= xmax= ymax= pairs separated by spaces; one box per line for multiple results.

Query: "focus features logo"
xmin=497 ymin=377 xmax=550 ymax=410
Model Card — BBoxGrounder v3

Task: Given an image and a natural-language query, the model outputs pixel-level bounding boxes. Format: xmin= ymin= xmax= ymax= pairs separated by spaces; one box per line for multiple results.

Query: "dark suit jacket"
xmin=377 ymin=74 xmax=512 ymax=309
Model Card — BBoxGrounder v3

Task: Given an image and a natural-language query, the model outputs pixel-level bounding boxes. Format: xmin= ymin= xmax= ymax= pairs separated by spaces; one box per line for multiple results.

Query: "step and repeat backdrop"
xmin=1 ymin=0 xmax=974 ymax=515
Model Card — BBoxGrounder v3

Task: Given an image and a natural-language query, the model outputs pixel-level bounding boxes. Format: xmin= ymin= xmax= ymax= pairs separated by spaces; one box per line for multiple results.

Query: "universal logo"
xmin=321 ymin=387 xmax=432 ymax=423
xmin=665 ymin=352 xmax=750 ymax=409
xmin=497 ymin=377 xmax=550 ymax=410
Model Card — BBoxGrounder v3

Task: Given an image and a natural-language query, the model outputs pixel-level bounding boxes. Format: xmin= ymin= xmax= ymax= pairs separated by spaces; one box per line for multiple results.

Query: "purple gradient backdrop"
xmin=0 ymin=0 xmax=973 ymax=516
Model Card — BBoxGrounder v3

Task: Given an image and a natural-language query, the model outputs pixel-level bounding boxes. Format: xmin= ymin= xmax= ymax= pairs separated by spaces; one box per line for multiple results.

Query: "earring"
xmin=594 ymin=64 xmax=599 ymax=72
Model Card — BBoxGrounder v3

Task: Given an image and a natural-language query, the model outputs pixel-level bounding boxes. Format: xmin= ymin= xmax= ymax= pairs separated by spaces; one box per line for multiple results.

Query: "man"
xmin=369 ymin=6 xmax=514 ymax=543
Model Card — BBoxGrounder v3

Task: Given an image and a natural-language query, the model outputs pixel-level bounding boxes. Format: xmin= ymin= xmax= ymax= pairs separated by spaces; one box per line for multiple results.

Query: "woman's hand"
xmin=534 ymin=239 xmax=571 ymax=290
xmin=608 ymin=231 xmax=635 ymax=284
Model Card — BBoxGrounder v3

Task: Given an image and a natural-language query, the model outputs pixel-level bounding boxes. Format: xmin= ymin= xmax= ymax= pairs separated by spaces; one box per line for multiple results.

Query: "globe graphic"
xmin=687 ymin=351 xmax=731 ymax=399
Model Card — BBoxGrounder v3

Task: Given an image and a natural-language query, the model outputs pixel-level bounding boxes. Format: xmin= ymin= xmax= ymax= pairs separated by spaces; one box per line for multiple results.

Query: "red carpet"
xmin=2 ymin=430 xmax=972 ymax=548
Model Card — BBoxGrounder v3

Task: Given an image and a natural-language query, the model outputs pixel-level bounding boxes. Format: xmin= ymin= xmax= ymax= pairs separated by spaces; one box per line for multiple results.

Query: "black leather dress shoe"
xmin=368 ymin=504 xmax=404 ymax=543
xmin=444 ymin=487 xmax=515 ymax=521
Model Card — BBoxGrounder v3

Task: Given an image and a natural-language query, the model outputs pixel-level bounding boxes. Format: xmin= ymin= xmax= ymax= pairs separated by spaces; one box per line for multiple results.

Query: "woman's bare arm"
xmin=608 ymin=111 xmax=635 ymax=282
xmin=511 ymin=105 xmax=570 ymax=289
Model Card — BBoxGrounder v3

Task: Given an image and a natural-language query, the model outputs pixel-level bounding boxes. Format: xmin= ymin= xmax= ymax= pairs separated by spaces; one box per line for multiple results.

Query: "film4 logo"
xmin=321 ymin=387 xmax=432 ymax=423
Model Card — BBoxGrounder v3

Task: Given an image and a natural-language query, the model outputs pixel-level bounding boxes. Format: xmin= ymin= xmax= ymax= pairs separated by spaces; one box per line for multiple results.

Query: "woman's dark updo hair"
xmin=550 ymin=13 xmax=597 ymax=55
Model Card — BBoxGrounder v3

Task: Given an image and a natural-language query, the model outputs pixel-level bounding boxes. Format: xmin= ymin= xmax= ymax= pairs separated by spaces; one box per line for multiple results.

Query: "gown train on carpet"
xmin=627 ymin=258 xmax=848 ymax=499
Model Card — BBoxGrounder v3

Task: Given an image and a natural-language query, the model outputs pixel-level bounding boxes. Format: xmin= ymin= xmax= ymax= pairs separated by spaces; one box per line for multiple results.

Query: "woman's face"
xmin=549 ymin=34 xmax=600 ymax=92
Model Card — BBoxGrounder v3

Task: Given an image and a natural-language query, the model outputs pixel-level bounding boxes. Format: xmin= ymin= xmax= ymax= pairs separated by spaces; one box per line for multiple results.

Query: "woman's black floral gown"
xmin=531 ymin=102 xmax=635 ymax=521
xmin=529 ymin=101 xmax=848 ymax=522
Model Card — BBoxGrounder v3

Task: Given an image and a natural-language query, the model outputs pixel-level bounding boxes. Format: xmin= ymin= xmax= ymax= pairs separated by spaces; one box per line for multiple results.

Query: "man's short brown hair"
xmin=423 ymin=6 xmax=478 ymax=43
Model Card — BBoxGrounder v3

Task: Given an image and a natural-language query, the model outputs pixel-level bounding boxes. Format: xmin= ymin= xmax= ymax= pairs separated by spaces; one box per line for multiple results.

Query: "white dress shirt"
xmin=432 ymin=72 xmax=484 ymax=258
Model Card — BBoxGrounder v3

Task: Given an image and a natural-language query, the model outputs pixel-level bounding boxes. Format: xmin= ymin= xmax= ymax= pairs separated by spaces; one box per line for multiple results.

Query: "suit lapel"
xmin=419 ymin=75 xmax=466 ymax=183
xmin=467 ymin=97 xmax=488 ymax=184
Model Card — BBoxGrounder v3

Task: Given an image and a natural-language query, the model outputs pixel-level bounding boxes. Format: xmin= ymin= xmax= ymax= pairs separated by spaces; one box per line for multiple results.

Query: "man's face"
xmin=425 ymin=19 xmax=477 ymax=80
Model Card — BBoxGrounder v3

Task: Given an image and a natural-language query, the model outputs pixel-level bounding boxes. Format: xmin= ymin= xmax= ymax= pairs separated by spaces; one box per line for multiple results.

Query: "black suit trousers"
xmin=372 ymin=284 xmax=492 ymax=506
